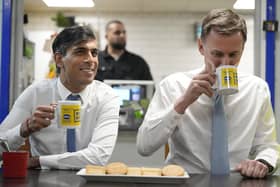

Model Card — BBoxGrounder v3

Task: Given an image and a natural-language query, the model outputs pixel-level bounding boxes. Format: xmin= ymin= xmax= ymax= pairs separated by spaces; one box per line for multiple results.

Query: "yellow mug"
xmin=56 ymin=100 xmax=81 ymax=128
xmin=216 ymin=65 xmax=238 ymax=95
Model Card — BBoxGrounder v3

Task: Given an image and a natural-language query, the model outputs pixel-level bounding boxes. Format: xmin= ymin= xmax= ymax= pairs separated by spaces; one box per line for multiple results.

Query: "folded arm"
xmin=39 ymin=95 xmax=120 ymax=169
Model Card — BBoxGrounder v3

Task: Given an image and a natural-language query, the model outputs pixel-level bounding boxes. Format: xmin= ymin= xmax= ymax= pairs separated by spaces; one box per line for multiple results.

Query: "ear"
xmin=54 ymin=53 xmax=63 ymax=69
xmin=198 ymin=38 xmax=205 ymax=55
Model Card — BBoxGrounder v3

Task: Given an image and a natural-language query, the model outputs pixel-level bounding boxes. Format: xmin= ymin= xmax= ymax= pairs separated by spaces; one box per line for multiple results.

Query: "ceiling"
xmin=24 ymin=0 xmax=245 ymax=13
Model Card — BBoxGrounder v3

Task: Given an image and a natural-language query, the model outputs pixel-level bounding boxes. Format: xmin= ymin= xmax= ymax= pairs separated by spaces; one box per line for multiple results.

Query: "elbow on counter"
xmin=136 ymin=141 xmax=154 ymax=157
xmin=136 ymin=129 xmax=154 ymax=157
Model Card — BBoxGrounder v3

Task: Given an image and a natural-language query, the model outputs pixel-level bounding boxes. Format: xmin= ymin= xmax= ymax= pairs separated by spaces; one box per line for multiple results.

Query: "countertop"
xmin=0 ymin=169 xmax=279 ymax=187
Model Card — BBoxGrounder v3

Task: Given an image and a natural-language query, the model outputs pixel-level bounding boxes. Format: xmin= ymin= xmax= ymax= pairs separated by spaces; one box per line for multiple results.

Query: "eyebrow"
xmin=114 ymin=30 xmax=126 ymax=33
xmin=72 ymin=46 xmax=87 ymax=50
xmin=72 ymin=46 xmax=99 ymax=54
xmin=72 ymin=46 xmax=98 ymax=52
xmin=211 ymin=50 xmax=223 ymax=54
xmin=211 ymin=49 xmax=240 ymax=54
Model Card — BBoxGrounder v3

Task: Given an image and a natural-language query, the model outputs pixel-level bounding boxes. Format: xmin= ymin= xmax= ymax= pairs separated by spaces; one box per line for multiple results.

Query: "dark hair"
xmin=200 ymin=9 xmax=247 ymax=44
xmin=105 ymin=20 xmax=124 ymax=32
xmin=52 ymin=25 xmax=96 ymax=56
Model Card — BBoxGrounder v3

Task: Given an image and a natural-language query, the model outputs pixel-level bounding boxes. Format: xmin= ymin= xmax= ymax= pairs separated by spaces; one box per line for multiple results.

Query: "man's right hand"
xmin=174 ymin=65 xmax=216 ymax=114
xmin=20 ymin=105 xmax=55 ymax=138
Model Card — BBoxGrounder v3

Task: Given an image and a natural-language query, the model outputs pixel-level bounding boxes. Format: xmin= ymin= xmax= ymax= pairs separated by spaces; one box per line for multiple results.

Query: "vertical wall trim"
xmin=9 ymin=0 xmax=24 ymax=108
xmin=0 ymin=0 xmax=12 ymax=123
xmin=265 ymin=0 xmax=276 ymax=109
xmin=254 ymin=0 xmax=266 ymax=78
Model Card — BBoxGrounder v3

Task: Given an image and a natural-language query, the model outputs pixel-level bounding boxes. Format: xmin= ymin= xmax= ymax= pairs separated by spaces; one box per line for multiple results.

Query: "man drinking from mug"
xmin=137 ymin=9 xmax=278 ymax=178
xmin=0 ymin=26 xmax=120 ymax=169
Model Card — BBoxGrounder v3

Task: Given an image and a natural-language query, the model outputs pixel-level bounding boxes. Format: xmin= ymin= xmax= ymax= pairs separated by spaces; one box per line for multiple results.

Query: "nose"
xmin=119 ymin=31 xmax=126 ymax=38
xmin=221 ymin=56 xmax=232 ymax=65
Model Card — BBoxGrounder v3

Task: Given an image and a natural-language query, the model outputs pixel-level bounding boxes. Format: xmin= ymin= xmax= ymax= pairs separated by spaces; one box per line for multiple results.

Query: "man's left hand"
xmin=235 ymin=159 xmax=269 ymax=178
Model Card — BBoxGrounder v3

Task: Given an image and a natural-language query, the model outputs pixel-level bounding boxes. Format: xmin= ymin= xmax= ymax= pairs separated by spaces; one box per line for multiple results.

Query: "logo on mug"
xmin=59 ymin=104 xmax=81 ymax=127
xmin=74 ymin=110 xmax=80 ymax=122
xmin=216 ymin=65 xmax=239 ymax=95
xmin=221 ymin=68 xmax=238 ymax=89
xmin=63 ymin=114 xmax=70 ymax=121
xmin=224 ymin=76 xmax=231 ymax=81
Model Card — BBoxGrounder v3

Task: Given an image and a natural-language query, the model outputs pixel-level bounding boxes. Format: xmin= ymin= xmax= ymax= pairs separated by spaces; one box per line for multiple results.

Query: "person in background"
xmin=137 ymin=9 xmax=278 ymax=178
xmin=96 ymin=20 xmax=153 ymax=81
xmin=0 ymin=26 xmax=120 ymax=169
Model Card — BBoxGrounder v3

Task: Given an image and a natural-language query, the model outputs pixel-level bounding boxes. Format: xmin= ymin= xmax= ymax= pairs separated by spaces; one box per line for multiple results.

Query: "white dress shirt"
xmin=0 ymin=78 xmax=120 ymax=169
xmin=137 ymin=68 xmax=278 ymax=174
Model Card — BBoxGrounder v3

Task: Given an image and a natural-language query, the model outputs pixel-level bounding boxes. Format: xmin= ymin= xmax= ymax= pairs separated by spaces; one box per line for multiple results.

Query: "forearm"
xmin=20 ymin=118 xmax=33 ymax=138
xmin=40 ymin=117 xmax=119 ymax=169
xmin=174 ymin=95 xmax=192 ymax=114
xmin=39 ymin=142 xmax=117 ymax=169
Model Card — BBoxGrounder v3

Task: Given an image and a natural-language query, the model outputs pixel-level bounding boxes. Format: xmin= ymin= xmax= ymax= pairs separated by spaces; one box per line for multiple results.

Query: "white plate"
xmin=77 ymin=168 xmax=189 ymax=184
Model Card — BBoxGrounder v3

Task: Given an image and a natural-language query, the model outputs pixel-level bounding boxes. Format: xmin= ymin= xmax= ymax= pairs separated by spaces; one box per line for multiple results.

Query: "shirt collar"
xmin=103 ymin=46 xmax=127 ymax=59
xmin=57 ymin=78 xmax=90 ymax=104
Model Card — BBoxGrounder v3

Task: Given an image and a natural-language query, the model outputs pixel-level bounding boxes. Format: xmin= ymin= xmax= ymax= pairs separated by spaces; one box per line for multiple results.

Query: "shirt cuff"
xmin=172 ymin=106 xmax=185 ymax=118
xmin=255 ymin=149 xmax=278 ymax=168
xmin=256 ymin=159 xmax=274 ymax=174
xmin=254 ymin=148 xmax=278 ymax=175
xmin=39 ymin=155 xmax=58 ymax=169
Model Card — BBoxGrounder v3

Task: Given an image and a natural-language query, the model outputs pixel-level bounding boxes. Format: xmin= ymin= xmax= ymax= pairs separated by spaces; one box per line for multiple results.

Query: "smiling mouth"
xmin=80 ymin=67 xmax=95 ymax=72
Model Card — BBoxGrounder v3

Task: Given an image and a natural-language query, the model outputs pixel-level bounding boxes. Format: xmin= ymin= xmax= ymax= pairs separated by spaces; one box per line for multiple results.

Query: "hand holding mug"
xmin=20 ymin=105 xmax=55 ymax=137
xmin=174 ymin=64 xmax=216 ymax=114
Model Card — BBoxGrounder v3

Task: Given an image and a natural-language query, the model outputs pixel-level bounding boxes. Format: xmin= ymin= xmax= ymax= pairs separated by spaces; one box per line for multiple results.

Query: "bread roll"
xmin=126 ymin=167 xmax=142 ymax=176
xmin=85 ymin=165 xmax=106 ymax=175
xmin=161 ymin=164 xmax=185 ymax=176
xmin=141 ymin=167 xmax=162 ymax=176
xmin=106 ymin=162 xmax=128 ymax=175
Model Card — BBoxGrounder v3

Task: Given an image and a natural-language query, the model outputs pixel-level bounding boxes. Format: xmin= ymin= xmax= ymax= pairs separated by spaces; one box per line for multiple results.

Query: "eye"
xmin=73 ymin=49 xmax=87 ymax=55
xmin=211 ymin=51 xmax=223 ymax=58
xmin=114 ymin=31 xmax=121 ymax=35
xmin=114 ymin=30 xmax=126 ymax=35
xmin=229 ymin=52 xmax=239 ymax=58
xmin=90 ymin=49 xmax=99 ymax=57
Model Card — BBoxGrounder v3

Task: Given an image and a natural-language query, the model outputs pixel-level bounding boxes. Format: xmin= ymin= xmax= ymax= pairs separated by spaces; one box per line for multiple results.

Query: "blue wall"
xmin=0 ymin=0 xmax=11 ymax=123
xmin=265 ymin=0 xmax=276 ymax=109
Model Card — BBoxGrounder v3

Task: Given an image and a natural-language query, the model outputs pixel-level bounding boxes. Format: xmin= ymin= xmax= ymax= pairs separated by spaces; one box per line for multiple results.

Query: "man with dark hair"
xmin=96 ymin=20 xmax=153 ymax=81
xmin=137 ymin=9 xmax=278 ymax=178
xmin=0 ymin=26 xmax=120 ymax=169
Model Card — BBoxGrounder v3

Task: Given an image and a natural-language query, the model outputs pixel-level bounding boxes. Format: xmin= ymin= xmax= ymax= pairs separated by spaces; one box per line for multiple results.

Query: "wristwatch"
xmin=257 ymin=159 xmax=274 ymax=173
